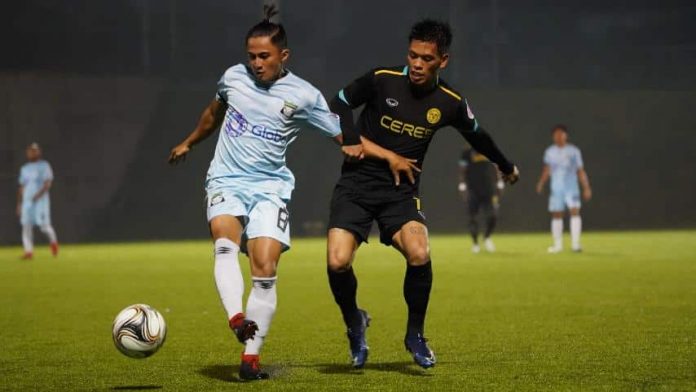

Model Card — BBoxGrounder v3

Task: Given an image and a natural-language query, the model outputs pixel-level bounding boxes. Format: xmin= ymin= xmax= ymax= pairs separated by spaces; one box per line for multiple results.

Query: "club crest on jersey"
xmin=426 ymin=108 xmax=441 ymax=124
xmin=280 ymin=101 xmax=298 ymax=119
xmin=386 ymin=98 xmax=399 ymax=107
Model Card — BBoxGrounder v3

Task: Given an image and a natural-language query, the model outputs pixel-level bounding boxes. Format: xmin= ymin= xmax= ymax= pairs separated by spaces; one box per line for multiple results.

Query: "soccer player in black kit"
xmin=325 ymin=20 xmax=520 ymax=369
xmin=458 ymin=148 xmax=505 ymax=253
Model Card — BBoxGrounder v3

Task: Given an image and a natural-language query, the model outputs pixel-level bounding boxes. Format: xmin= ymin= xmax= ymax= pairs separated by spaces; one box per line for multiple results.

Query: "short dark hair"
xmin=246 ymin=4 xmax=287 ymax=49
xmin=409 ymin=19 xmax=452 ymax=55
xmin=551 ymin=124 xmax=569 ymax=134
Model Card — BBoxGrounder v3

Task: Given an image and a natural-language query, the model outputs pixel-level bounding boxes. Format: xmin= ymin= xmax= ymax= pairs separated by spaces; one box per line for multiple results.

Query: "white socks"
xmin=22 ymin=224 xmax=33 ymax=253
xmin=21 ymin=224 xmax=58 ymax=254
xmin=570 ymin=215 xmax=582 ymax=250
xmin=213 ymin=238 xmax=278 ymax=356
xmin=40 ymin=225 xmax=58 ymax=244
xmin=244 ymin=277 xmax=278 ymax=355
xmin=214 ymin=238 xmax=244 ymax=319
xmin=551 ymin=218 xmax=563 ymax=250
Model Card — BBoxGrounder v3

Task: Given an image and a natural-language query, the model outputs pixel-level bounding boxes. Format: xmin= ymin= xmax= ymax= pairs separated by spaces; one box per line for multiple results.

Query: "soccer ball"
xmin=112 ymin=304 xmax=167 ymax=358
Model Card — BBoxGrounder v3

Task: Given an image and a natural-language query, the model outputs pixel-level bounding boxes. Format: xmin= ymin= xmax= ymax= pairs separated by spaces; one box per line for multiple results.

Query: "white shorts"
xmin=548 ymin=190 xmax=581 ymax=212
xmin=20 ymin=199 xmax=51 ymax=226
xmin=206 ymin=188 xmax=291 ymax=253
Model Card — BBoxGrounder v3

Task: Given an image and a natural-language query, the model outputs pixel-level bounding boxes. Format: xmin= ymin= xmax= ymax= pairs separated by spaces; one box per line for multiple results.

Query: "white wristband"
xmin=458 ymin=182 xmax=467 ymax=192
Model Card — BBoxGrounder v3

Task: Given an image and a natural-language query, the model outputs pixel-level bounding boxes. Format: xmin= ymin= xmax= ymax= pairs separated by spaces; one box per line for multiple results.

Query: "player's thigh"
xmin=327 ymin=228 xmax=360 ymax=271
xmin=328 ymin=182 xmax=374 ymax=246
xmin=565 ymin=193 xmax=582 ymax=214
xmin=206 ymin=189 xmax=249 ymax=244
xmin=246 ymin=237 xmax=283 ymax=277
xmin=391 ymin=220 xmax=431 ymax=266
xmin=245 ymin=195 xmax=291 ymax=254
xmin=467 ymin=193 xmax=481 ymax=216
xmin=34 ymin=199 xmax=51 ymax=227
xmin=548 ymin=192 xmax=566 ymax=215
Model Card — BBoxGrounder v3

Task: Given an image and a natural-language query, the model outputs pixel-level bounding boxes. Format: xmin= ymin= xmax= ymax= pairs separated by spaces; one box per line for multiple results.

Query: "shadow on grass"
xmin=307 ymin=361 xmax=436 ymax=377
xmin=198 ymin=364 xmax=244 ymax=383
xmin=112 ymin=386 xmax=162 ymax=390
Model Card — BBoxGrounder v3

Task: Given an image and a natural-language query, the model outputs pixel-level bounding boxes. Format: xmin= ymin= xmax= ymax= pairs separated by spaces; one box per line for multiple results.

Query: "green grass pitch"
xmin=1 ymin=231 xmax=695 ymax=391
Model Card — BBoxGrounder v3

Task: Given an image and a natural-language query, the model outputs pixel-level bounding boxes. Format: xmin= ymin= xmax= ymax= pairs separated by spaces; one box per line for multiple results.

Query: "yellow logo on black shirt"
xmin=426 ymin=108 xmax=441 ymax=124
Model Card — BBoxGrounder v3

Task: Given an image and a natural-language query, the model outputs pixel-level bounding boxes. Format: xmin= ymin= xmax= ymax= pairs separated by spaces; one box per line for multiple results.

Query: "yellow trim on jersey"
xmin=374 ymin=69 xmax=405 ymax=76
xmin=438 ymin=85 xmax=462 ymax=101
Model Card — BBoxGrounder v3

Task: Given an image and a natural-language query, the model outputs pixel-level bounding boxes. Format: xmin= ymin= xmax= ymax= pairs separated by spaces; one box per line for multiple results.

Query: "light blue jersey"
xmin=206 ymin=64 xmax=341 ymax=201
xmin=544 ymin=144 xmax=584 ymax=212
xmin=544 ymin=144 xmax=584 ymax=194
xmin=19 ymin=160 xmax=53 ymax=225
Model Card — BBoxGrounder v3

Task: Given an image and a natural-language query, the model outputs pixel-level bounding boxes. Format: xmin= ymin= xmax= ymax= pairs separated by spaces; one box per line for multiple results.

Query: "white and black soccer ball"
xmin=112 ymin=304 xmax=167 ymax=358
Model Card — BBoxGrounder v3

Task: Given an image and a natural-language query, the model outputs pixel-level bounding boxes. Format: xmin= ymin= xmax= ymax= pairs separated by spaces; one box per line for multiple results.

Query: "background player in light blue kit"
xmin=166 ymin=6 xmax=410 ymax=381
xmin=16 ymin=143 xmax=59 ymax=259
xmin=536 ymin=124 xmax=592 ymax=253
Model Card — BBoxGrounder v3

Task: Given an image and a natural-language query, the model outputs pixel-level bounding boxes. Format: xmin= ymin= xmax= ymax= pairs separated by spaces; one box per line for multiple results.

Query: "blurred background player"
xmin=16 ymin=143 xmax=59 ymax=259
xmin=458 ymin=147 xmax=505 ymax=253
xmin=536 ymin=124 xmax=592 ymax=253
xmin=168 ymin=5 xmax=343 ymax=381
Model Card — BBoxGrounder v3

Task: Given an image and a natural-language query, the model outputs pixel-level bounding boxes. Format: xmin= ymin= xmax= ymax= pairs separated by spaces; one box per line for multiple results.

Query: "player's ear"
xmin=280 ymin=48 xmax=290 ymax=63
xmin=439 ymin=53 xmax=450 ymax=70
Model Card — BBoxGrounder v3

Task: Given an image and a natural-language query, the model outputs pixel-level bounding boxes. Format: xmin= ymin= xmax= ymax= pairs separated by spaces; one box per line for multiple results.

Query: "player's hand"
xmin=536 ymin=182 xmax=544 ymax=195
xmin=341 ymin=144 xmax=364 ymax=162
xmin=502 ymin=165 xmax=520 ymax=185
xmin=32 ymin=194 xmax=41 ymax=202
xmin=583 ymin=188 xmax=592 ymax=201
xmin=168 ymin=143 xmax=190 ymax=165
xmin=388 ymin=154 xmax=420 ymax=186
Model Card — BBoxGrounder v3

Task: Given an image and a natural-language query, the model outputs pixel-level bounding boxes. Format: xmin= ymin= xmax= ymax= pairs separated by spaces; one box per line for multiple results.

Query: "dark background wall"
xmin=1 ymin=0 xmax=695 ymax=243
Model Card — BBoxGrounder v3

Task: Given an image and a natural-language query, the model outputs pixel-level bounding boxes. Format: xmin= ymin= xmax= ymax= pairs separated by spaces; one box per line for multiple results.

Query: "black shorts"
xmin=328 ymin=178 xmax=426 ymax=246
xmin=467 ymin=192 xmax=498 ymax=216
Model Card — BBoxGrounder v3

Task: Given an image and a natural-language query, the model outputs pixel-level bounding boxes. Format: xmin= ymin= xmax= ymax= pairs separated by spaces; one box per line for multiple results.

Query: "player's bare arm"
xmin=169 ymin=99 xmax=227 ymax=165
xmin=578 ymin=167 xmax=592 ymax=200
xmin=536 ymin=165 xmax=550 ymax=194
xmin=31 ymin=180 xmax=53 ymax=202
xmin=359 ymin=136 xmax=420 ymax=186
xmin=16 ymin=186 xmax=23 ymax=217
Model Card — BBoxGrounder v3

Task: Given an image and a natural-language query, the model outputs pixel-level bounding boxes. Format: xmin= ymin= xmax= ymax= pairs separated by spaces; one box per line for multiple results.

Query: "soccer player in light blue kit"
xmin=16 ymin=143 xmax=59 ymax=259
xmin=536 ymin=124 xmax=592 ymax=253
xmin=167 ymin=6 xmax=412 ymax=380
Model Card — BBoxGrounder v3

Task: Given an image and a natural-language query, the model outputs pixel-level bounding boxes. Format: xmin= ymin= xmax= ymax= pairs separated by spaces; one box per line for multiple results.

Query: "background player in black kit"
xmin=458 ymin=147 xmax=505 ymax=253
xmin=325 ymin=20 xmax=520 ymax=369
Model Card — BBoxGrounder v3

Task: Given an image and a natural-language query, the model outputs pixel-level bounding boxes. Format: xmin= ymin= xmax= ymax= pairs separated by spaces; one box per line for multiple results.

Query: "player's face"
xmin=552 ymin=129 xmax=568 ymax=146
xmin=26 ymin=147 xmax=40 ymax=161
xmin=407 ymin=40 xmax=449 ymax=86
xmin=246 ymin=36 xmax=289 ymax=83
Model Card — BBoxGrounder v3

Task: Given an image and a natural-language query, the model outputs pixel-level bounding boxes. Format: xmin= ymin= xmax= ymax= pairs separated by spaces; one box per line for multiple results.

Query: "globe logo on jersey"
xmin=224 ymin=107 xmax=284 ymax=143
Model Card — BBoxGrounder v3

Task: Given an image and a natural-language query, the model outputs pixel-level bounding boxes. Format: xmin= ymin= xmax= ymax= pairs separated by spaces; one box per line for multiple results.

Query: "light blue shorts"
xmin=206 ymin=188 xmax=290 ymax=252
xmin=548 ymin=190 xmax=581 ymax=212
xmin=20 ymin=198 xmax=51 ymax=226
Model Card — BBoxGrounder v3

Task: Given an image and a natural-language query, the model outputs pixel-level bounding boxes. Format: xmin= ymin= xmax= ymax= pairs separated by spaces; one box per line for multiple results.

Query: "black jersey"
xmin=460 ymin=148 xmax=498 ymax=198
xmin=330 ymin=66 xmax=514 ymax=191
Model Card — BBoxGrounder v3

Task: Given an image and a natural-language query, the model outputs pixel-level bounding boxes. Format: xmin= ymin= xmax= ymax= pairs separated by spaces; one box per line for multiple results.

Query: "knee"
xmin=251 ymin=260 xmax=277 ymax=278
xmin=405 ymin=246 xmax=430 ymax=266
xmin=327 ymin=247 xmax=353 ymax=272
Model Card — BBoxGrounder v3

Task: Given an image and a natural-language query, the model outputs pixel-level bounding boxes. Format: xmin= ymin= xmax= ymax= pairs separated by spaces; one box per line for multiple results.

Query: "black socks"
xmin=327 ymin=267 xmax=360 ymax=329
xmin=404 ymin=261 xmax=433 ymax=336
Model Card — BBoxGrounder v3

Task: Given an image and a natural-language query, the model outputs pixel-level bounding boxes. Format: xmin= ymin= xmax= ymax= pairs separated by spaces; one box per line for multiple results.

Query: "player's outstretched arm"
xmin=536 ymin=165 xmax=550 ymax=194
xmin=32 ymin=180 xmax=52 ymax=202
xmin=360 ymin=137 xmax=420 ymax=186
xmin=169 ymin=99 xmax=226 ymax=165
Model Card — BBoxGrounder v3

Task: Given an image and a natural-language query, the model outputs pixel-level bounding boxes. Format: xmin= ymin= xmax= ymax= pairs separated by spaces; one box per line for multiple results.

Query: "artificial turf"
xmin=1 ymin=231 xmax=694 ymax=391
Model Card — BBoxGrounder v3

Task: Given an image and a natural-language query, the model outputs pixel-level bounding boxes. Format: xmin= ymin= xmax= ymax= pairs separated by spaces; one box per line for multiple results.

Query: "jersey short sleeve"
xmin=304 ymin=93 xmax=341 ymax=137
xmin=215 ymin=69 xmax=231 ymax=103
xmin=18 ymin=167 xmax=27 ymax=186
xmin=43 ymin=162 xmax=54 ymax=182
xmin=338 ymin=69 xmax=377 ymax=108
xmin=573 ymin=146 xmax=584 ymax=169
xmin=543 ymin=147 xmax=552 ymax=165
